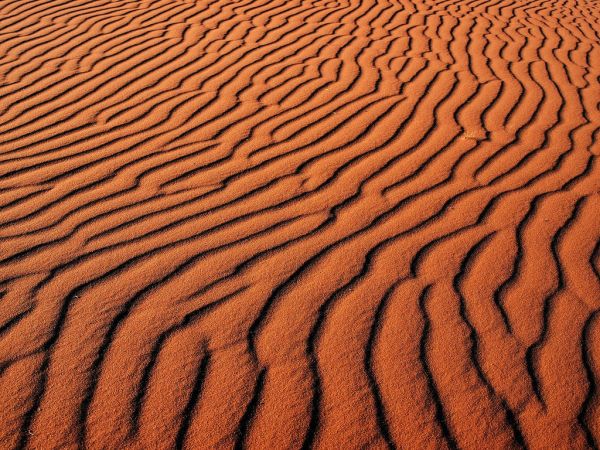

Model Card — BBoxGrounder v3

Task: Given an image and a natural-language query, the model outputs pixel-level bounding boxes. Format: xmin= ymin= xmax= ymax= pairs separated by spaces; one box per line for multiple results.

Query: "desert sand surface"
xmin=0 ymin=0 xmax=599 ymax=448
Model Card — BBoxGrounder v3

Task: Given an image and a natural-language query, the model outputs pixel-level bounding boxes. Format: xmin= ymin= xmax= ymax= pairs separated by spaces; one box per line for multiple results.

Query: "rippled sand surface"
xmin=0 ymin=0 xmax=599 ymax=448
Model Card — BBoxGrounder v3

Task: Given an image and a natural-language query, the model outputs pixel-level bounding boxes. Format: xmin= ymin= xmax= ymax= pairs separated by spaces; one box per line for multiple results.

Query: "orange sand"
xmin=0 ymin=0 xmax=599 ymax=448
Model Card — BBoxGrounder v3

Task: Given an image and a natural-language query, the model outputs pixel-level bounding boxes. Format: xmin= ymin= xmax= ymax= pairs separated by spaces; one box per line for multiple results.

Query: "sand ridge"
xmin=0 ymin=0 xmax=599 ymax=448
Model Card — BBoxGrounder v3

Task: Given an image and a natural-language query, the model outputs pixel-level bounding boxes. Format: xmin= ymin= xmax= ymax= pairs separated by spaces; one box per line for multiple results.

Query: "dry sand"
xmin=0 ymin=0 xmax=599 ymax=448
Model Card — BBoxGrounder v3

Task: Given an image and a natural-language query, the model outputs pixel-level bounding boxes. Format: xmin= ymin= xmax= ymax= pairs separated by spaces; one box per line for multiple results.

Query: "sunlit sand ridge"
xmin=0 ymin=0 xmax=599 ymax=448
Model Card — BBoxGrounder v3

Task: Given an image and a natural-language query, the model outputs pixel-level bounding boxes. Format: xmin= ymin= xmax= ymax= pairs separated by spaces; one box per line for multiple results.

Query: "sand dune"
xmin=0 ymin=0 xmax=599 ymax=448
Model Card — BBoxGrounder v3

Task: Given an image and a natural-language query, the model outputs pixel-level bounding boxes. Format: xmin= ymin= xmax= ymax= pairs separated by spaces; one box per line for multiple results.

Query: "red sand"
xmin=0 ymin=0 xmax=599 ymax=448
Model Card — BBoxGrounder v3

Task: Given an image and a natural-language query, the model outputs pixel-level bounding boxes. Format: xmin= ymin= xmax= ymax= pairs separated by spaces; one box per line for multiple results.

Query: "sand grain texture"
xmin=0 ymin=0 xmax=599 ymax=448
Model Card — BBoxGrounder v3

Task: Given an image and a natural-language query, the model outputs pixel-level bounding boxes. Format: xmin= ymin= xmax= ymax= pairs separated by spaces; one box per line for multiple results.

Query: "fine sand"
xmin=0 ymin=0 xmax=599 ymax=448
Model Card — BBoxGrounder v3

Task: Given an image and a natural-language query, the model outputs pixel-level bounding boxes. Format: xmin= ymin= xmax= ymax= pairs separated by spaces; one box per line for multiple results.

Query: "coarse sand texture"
xmin=0 ymin=0 xmax=599 ymax=448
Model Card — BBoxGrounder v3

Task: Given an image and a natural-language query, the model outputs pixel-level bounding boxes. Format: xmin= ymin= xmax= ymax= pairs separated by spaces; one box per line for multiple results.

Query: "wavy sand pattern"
xmin=0 ymin=0 xmax=599 ymax=448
